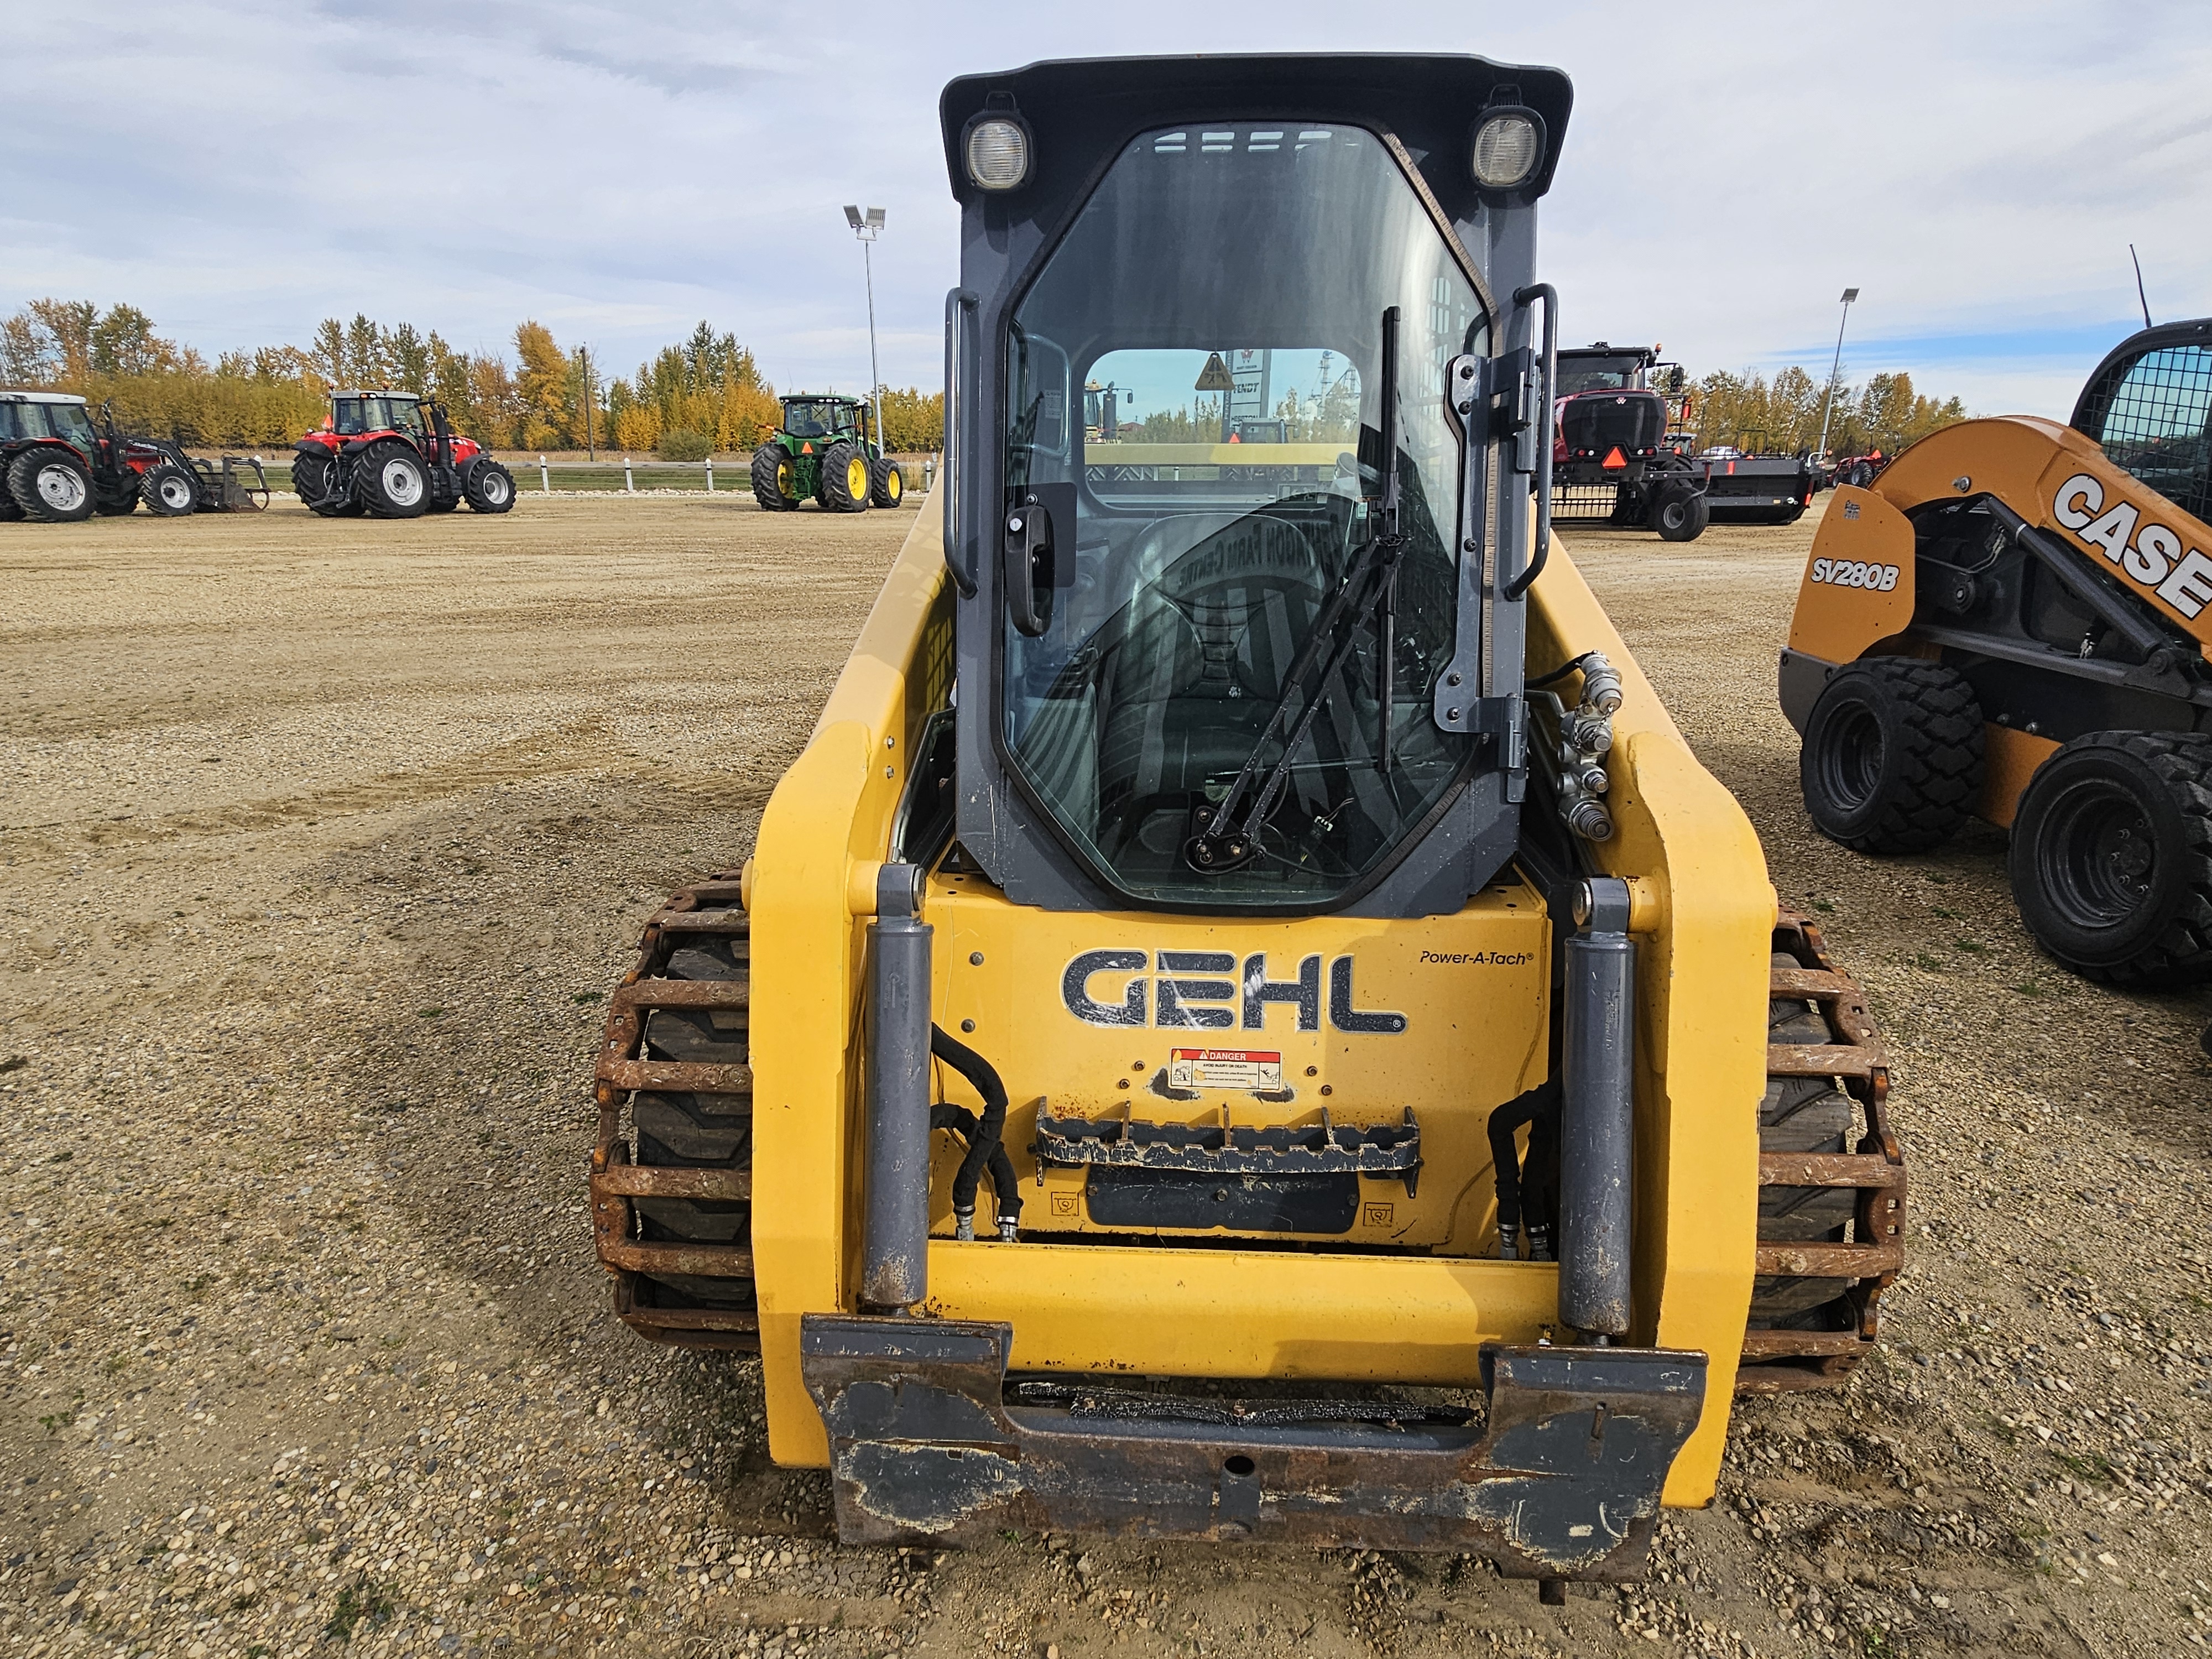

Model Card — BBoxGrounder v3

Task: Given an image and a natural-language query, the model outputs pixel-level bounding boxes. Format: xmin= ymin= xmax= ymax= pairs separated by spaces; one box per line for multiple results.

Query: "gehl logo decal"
xmin=1061 ymin=951 xmax=1408 ymax=1034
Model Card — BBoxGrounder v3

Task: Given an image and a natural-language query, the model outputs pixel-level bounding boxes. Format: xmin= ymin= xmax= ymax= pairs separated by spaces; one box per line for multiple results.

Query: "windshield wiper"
xmin=1183 ymin=306 xmax=1406 ymax=875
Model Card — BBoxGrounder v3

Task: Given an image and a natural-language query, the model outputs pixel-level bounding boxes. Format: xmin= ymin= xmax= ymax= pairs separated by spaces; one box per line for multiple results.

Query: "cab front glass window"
xmin=47 ymin=404 xmax=97 ymax=452
xmin=1000 ymin=123 xmax=1488 ymax=909
xmin=1554 ymin=357 xmax=1641 ymax=395
xmin=2085 ymin=344 xmax=2212 ymax=522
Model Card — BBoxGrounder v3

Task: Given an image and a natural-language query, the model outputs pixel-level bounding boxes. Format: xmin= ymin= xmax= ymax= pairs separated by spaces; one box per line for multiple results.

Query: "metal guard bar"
xmin=800 ymin=1313 xmax=1707 ymax=1579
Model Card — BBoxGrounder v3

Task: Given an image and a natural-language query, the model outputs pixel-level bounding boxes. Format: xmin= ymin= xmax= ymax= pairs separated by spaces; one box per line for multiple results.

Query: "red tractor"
xmin=293 ymin=391 xmax=515 ymax=518
xmin=2 ymin=390 xmax=268 ymax=521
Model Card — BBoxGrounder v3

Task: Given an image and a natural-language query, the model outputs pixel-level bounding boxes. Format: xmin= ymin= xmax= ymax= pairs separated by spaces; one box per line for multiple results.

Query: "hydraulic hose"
xmin=929 ymin=1024 xmax=1021 ymax=1237
xmin=928 ymin=1103 xmax=1023 ymax=1239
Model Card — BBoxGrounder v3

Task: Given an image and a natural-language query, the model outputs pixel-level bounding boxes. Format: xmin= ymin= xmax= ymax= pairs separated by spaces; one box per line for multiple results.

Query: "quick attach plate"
xmin=799 ymin=1314 xmax=1705 ymax=1580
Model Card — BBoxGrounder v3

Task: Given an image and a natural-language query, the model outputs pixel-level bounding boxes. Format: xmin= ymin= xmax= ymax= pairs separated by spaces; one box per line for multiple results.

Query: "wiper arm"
xmin=1184 ymin=306 xmax=1406 ymax=875
xmin=1374 ymin=304 xmax=1403 ymax=776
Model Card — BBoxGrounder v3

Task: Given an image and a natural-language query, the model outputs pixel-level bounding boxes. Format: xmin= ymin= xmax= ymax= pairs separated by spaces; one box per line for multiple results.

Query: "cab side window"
xmin=334 ymin=399 xmax=367 ymax=435
xmin=2079 ymin=344 xmax=2212 ymax=523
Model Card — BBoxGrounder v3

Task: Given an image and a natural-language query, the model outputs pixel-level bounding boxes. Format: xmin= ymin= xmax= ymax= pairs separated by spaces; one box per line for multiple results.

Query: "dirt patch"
xmin=3 ymin=496 xmax=2209 ymax=1657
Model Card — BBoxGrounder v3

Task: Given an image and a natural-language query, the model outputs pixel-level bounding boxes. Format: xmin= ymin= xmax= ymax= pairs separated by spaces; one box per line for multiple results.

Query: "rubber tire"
xmin=820 ymin=441 xmax=870 ymax=513
xmin=462 ymin=458 xmax=516 ymax=513
xmin=1650 ymin=488 xmax=1708 ymax=541
xmin=140 ymin=463 xmax=199 ymax=516
xmin=1749 ymin=953 xmax=1859 ymax=1322
xmin=633 ymin=931 xmax=755 ymax=1316
xmin=869 ymin=455 xmax=904 ymax=509
xmin=1800 ymin=658 xmax=1983 ymax=853
xmin=293 ymin=450 xmax=359 ymax=517
xmin=8 ymin=448 xmax=95 ymax=523
xmin=356 ymin=443 xmax=430 ymax=518
xmin=0 ymin=485 xmax=20 ymax=522
xmin=2008 ymin=731 xmax=2212 ymax=984
xmin=750 ymin=443 xmax=796 ymax=510
xmin=94 ymin=487 xmax=139 ymax=516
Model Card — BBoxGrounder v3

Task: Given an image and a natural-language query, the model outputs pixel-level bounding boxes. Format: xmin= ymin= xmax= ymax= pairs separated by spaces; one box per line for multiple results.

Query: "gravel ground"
xmin=3 ymin=494 xmax=2209 ymax=1658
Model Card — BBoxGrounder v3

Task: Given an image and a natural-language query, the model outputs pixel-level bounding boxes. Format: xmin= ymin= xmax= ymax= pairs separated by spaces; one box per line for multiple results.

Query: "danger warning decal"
xmin=1167 ymin=1048 xmax=1282 ymax=1091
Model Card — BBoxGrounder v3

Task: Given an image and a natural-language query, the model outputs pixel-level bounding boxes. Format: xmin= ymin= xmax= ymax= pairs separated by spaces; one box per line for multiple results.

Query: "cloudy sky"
xmin=7 ymin=1 xmax=2207 ymax=416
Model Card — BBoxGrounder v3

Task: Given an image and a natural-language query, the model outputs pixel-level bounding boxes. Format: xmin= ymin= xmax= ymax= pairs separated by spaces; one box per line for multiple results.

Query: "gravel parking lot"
xmin=3 ymin=494 xmax=2209 ymax=1658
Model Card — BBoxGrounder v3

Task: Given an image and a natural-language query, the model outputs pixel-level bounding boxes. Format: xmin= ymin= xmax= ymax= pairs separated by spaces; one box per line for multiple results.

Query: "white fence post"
xmin=705 ymin=456 xmax=715 ymax=492
xmin=623 ymin=456 xmax=634 ymax=494
xmin=539 ymin=455 xmax=550 ymax=494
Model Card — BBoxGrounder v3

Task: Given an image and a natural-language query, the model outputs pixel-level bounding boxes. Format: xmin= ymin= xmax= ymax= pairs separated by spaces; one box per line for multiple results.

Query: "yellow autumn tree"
xmin=514 ymin=321 xmax=574 ymax=450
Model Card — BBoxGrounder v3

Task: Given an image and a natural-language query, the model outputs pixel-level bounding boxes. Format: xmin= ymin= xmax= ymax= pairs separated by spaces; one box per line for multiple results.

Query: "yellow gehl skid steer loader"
xmin=586 ymin=54 xmax=1907 ymax=1595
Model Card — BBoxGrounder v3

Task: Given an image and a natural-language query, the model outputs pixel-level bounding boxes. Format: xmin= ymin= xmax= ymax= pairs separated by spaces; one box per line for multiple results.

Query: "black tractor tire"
xmin=0 ymin=487 xmax=20 ymax=522
xmin=140 ymin=463 xmax=199 ymax=516
xmin=461 ymin=458 xmax=515 ymax=513
xmin=94 ymin=487 xmax=139 ymax=516
xmin=750 ymin=443 xmax=797 ymax=510
xmin=293 ymin=450 xmax=358 ymax=517
xmin=820 ymin=441 xmax=870 ymax=513
xmin=630 ymin=928 xmax=756 ymax=1324
xmin=869 ymin=455 xmax=904 ymax=509
xmin=1650 ymin=487 xmax=1709 ymax=541
xmin=1800 ymin=658 xmax=1984 ymax=853
xmin=2008 ymin=731 xmax=2212 ymax=984
xmin=8 ymin=447 xmax=96 ymax=523
xmin=1751 ymin=952 xmax=1860 ymax=1321
xmin=356 ymin=442 xmax=430 ymax=518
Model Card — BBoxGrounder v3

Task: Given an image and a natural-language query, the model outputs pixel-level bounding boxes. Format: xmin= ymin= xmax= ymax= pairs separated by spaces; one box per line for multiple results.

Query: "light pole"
xmin=1816 ymin=286 xmax=1859 ymax=459
xmin=844 ymin=205 xmax=888 ymax=458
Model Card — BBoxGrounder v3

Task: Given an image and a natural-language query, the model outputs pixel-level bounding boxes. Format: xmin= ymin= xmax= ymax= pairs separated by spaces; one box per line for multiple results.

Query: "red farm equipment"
xmin=292 ymin=390 xmax=515 ymax=519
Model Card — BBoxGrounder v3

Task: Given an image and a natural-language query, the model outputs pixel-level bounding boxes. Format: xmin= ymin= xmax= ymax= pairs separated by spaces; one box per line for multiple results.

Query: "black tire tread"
xmin=750 ymin=444 xmax=795 ymax=510
xmin=8 ymin=448 xmax=95 ymax=523
xmin=820 ymin=441 xmax=868 ymax=513
xmin=2012 ymin=729 xmax=2212 ymax=985
xmin=1751 ymin=952 xmax=1858 ymax=1323
xmin=140 ymin=463 xmax=197 ymax=516
xmin=868 ymin=455 xmax=903 ymax=509
xmin=1802 ymin=658 xmax=1983 ymax=853
xmin=631 ymin=929 xmax=753 ymax=1316
xmin=462 ymin=459 xmax=516 ymax=513
xmin=357 ymin=442 xmax=429 ymax=519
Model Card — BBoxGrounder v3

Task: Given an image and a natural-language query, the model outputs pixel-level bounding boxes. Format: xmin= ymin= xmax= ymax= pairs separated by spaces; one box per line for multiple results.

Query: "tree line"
xmin=0 ymin=299 xmax=947 ymax=455
xmin=1687 ymin=364 xmax=1967 ymax=458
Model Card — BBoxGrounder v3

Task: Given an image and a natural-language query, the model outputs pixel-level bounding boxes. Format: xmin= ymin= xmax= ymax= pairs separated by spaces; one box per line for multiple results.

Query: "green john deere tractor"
xmin=750 ymin=394 xmax=904 ymax=513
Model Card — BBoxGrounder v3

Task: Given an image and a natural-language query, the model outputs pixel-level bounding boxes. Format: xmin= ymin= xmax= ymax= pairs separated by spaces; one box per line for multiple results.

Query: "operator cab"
xmin=0 ymin=391 xmax=100 ymax=456
xmin=781 ymin=398 xmax=853 ymax=440
xmin=331 ymin=393 xmax=425 ymax=438
xmin=1554 ymin=345 xmax=1655 ymax=396
xmin=941 ymin=57 xmax=1573 ymax=919
xmin=2072 ymin=317 xmax=2212 ymax=525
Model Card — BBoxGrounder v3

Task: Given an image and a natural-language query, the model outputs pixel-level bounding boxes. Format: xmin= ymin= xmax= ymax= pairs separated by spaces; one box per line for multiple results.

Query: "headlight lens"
xmin=966 ymin=119 xmax=1030 ymax=191
xmin=1472 ymin=112 xmax=1541 ymax=190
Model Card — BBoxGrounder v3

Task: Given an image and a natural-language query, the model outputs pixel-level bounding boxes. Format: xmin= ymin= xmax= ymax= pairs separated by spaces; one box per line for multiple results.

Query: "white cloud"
xmin=9 ymin=0 xmax=2208 ymax=415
